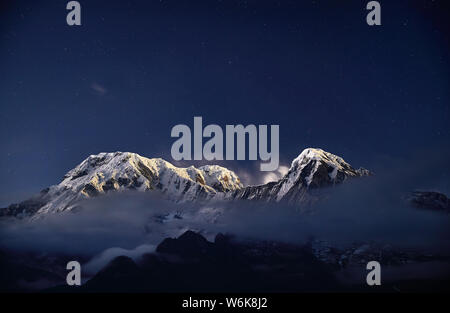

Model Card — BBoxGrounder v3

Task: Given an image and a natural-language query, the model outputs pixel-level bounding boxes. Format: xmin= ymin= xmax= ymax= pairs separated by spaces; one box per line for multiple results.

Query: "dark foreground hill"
xmin=43 ymin=230 xmax=450 ymax=293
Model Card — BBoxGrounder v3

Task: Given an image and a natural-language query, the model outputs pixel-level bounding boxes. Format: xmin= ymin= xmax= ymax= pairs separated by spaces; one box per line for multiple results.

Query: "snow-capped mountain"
xmin=1 ymin=152 xmax=242 ymax=217
xmin=0 ymin=148 xmax=370 ymax=218
xmin=228 ymin=148 xmax=371 ymax=203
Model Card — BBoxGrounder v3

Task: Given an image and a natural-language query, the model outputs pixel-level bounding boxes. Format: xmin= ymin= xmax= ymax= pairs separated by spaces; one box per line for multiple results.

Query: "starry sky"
xmin=0 ymin=0 xmax=449 ymax=205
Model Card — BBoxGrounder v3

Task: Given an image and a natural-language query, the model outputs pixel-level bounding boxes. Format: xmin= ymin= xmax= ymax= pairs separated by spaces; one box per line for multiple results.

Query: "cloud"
xmin=84 ymin=244 xmax=155 ymax=275
xmin=262 ymin=165 xmax=289 ymax=184
xmin=262 ymin=172 xmax=278 ymax=184
xmin=0 ymin=193 xmax=188 ymax=256
xmin=206 ymin=178 xmax=450 ymax=253
xmin=278 ymin=165 xmax=289 ymax=176
xmin=91 ymin=82 xmax=107 ymax=96
xmin=236 ymin=168 xmax=260 ymax=186
xmin=207 ymin=149 xmax=450 ymax=251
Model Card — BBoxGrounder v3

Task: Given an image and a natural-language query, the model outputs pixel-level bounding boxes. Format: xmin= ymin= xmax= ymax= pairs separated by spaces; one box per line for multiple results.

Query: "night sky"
xmin=0 ymin=0 xmax=449 ymax=205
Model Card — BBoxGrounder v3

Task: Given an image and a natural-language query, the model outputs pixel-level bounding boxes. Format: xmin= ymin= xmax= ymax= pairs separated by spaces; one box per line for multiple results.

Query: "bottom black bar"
xmin=2 ymin=292 xmax=448 ymax=312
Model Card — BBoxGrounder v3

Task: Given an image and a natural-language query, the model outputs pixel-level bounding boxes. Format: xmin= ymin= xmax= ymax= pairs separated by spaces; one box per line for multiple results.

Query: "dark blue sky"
xmin=0 ymin=0 xmax=449 ymax=205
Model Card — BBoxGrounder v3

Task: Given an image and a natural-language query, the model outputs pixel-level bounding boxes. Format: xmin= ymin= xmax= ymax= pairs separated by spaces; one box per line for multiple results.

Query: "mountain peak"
xmin=281 ymin=148 xmax=371 ymax=195
xmin=231 ymin=147 xmax=371 ymax=203
xmin=3 ymin=152 xmax=243 ymax=217
xmin=292 ymin=148 xmax=347 ymax=168
xmin=288 ymin=148 xmax=368 ymax=186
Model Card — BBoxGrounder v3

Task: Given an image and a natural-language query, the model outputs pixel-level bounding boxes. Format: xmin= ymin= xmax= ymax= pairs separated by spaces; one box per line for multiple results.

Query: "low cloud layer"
xmin=0 ymin=194 xmax=194 ymax=256
xmin=262 ymin=165 xmax=289 ymax=184
xmin=84 ymin=244 xmax=155 ymax=275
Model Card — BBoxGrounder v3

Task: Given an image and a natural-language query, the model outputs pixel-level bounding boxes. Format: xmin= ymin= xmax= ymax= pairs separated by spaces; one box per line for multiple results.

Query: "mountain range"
xmin=1 ymin=148 xmax=371 ymax=218
xmin=1 ymin=148 xmax=449 ymax=293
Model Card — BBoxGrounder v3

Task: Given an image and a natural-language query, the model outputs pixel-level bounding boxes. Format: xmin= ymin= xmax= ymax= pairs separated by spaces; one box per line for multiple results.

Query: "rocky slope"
xmin=43 ymin=230 xmax=450 ymax=293
xmin=48 ymin=230 xmax=338 ymax=292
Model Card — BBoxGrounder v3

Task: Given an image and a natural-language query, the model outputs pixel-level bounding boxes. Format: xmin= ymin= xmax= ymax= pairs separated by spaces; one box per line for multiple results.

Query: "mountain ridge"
xmin=228 ymin=148 xmax=371 ymax=203
xmin=1 ymin=148 xmax=371 ymax=218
